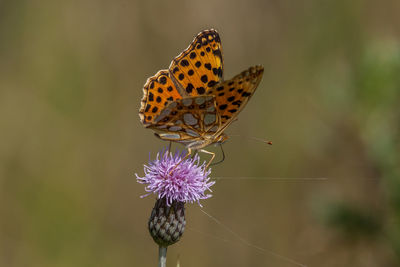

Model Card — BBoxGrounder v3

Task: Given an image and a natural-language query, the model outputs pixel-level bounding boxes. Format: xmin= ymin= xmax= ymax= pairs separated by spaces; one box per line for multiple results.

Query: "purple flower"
xmin=136 ymin=149 xmax=215 ymax=206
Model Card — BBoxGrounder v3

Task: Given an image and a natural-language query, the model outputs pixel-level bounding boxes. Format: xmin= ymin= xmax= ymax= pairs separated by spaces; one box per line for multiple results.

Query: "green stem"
xmin=158 ymin=245 xmax=167 ymax=267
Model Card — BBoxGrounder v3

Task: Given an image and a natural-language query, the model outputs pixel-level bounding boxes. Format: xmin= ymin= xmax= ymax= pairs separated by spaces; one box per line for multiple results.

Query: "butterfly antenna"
xmin=249 ymin=136 xmax=273 ymax=145
xmin=210 ymin=144 xmax=225 ymax=166
xmin=230 ymin=135 xmax=273 ymax=145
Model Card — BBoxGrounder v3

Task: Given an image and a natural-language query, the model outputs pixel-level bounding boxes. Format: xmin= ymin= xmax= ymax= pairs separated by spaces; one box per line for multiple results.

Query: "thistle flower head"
xmin=136 ymin=149 xmax=214 ymax=206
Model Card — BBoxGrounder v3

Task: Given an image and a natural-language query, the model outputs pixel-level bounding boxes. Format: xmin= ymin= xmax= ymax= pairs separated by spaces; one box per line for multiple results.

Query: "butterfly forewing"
xmin=169 ymin=29 xmax=224 ymax=97
xmin=139 ymin=70 xmax=183 ymax=125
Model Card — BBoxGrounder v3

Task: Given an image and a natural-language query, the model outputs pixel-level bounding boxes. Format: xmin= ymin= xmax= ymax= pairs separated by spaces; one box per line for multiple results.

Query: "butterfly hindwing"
xmin=139 ymin=70 xmax=183 ymax=125
xmin=169 ymin=29 xmax=224 ymax=97
xmin=149 ymin=95 xmax=220 ymax=141
xmin=207 ymin=65 xmax=264 ymax=126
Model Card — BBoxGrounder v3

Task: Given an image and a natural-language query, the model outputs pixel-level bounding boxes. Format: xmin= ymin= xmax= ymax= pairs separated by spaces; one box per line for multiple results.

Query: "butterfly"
xmin=139 ymin=29 xmax=264 ymax=168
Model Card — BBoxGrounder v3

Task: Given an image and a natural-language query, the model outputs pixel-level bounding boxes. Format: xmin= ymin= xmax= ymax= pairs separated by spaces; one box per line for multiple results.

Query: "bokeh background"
xmin=1 ymin=0 xmax=400 ymax=266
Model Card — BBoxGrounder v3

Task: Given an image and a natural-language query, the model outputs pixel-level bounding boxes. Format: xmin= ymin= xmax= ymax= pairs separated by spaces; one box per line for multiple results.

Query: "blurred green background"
xmin=1 ymin=0 xmax=400 ymax=266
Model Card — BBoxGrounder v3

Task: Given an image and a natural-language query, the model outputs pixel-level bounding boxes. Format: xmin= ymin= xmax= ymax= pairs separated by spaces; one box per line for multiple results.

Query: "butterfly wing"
xmin=139 ymin=70 xmax=183 ymax=125
xmin=207 ymin=65 xmax=264 ymax=131
xmin=148 ymin=95 xmax=220 ymax=146
xmin=169 ymin=29 xmax=224 ymax=96
xmin=139 ymin=30 xmax=263 ymax=150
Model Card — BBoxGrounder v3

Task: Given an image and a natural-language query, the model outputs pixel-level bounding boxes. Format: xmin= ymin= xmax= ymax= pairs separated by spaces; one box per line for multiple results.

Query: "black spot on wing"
xmin=196 ymin=87 xmax=205 ymax=94
xmin=213 ymin=49 xmax=222 ymax=59
xmin=242 ymin=92 xmax=252 ymax=97
xmin=149 ymin=92 xmax=154 ymax=102
xmin=180 ymin=59 xmax=189 ymax=67
xmin=186 ymin=83 xmax=194 ymax=93
xmin=211 ymin=66 xmax=222 ymax=77
xmin=217 ymin=67 xmax=223 ymax=77
xmin=219 ymin=104 xmax=227 ymax=110
xmin=159 ymin=76 xmax=167 ymax=85
xmin=201 ymin=75 xmax=208 ymax=83
xmin=208 ymin=80 xmax=217 ymax=87
xmin=232 ymin=100 xmax=242 ymax=106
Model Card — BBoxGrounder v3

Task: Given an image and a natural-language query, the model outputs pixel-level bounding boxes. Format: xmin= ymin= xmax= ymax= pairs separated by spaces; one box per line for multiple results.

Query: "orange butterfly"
xmin=139 ymin=29 xmax=264 ymax=168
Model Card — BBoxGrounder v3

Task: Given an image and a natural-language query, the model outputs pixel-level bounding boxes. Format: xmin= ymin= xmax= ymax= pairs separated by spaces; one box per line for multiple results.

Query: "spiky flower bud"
xmin=148 ymin=198 xmax=186 ymax=246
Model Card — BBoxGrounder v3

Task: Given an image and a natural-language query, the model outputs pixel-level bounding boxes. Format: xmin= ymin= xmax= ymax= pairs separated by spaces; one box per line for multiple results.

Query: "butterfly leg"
xmin=210 ymin=145 xmax=225 ymax=166
xmin=167 ymin=141 xmax=172 ymax=154
xmin=199 ymin=149 xmax=215 ymax=171
xmin=169 ymin=148 xmax=192 ymax=175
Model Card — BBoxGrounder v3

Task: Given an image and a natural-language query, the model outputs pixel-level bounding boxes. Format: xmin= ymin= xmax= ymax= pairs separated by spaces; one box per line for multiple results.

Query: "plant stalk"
xmin=158 ymin=245 xmax=167 ymax=267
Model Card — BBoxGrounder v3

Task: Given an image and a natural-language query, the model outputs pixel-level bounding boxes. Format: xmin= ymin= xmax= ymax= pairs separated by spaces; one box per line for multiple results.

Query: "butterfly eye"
xmin=216 ymin=134 xmax=228 ymax=144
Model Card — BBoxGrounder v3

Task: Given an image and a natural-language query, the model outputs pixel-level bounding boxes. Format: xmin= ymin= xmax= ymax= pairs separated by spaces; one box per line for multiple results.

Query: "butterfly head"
xmin=214 ymin=133 xmax=229 ymax=145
